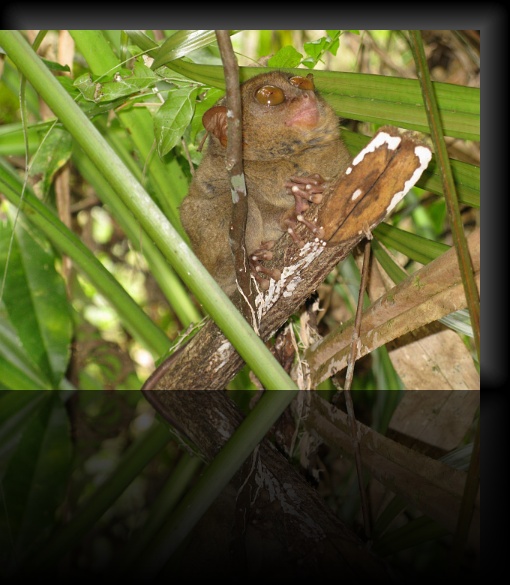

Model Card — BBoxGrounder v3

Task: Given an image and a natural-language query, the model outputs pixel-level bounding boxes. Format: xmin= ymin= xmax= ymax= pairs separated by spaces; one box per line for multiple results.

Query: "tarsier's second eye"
xmin=289 ymin=75 xmax=315 ymax=91
xmin=255 ymin=85 xmax=285 ymax=106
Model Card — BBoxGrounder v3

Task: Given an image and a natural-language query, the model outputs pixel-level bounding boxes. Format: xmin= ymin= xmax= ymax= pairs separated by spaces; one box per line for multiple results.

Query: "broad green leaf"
xmin=0 ymin=311 xmax=54 ymax=390
xmin=313 ymin=70 xmax=479 ymax=141
xmin=154 ymin=86 xmax=199 ymax=157
xmin=0 ymin=201 xmax=73 ymax=388
xmin=429 ymin=158 xmax=480 ymax=208
xmin=74 ymin=72 xmax=108 ymax=101
xmin=0 ymin=392 xmax=73 ymax=565
xmin=304 ymin=34 xmax=340 ymax=60
xmin=268 ymin=45 xmax=303 ymax=68
xmin=164 ymin=60 xmax=226 ymax=88
xmin=165 ymin=62 xmax=480 ymax=141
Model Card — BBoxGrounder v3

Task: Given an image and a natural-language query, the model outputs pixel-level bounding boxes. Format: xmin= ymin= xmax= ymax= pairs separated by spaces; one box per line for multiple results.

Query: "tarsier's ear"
xmin=202 ymin=105 xmax=228 ymax=147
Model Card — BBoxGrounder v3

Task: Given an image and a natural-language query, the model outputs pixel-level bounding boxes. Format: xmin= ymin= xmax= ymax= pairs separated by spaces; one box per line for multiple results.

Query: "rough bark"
xmin=141 ymin=126 xmax=431 ymax=391
xmin=142 ymin=179 xmax=367 ymax=391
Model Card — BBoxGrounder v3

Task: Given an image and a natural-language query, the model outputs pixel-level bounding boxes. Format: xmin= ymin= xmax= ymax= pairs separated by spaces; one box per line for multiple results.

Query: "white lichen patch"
xmin=351 ymin=131 xmax=402 ymax=168
xmin=351 ymin=188 xmax=363 ymax=201
xmin=384 ymin=144 xmax=433 ymax=215
xmin=255 ymin=240 xmax=325 ymax=313
xmin=230 ymin=173 xmax=246 ymax=203
xmin=212 ymin=340 xmax=235 ymax=373
xmin=415 ymin=145 xmax=433 ymax=167
xmin=283 ymin=277 xmax=299 ymax=298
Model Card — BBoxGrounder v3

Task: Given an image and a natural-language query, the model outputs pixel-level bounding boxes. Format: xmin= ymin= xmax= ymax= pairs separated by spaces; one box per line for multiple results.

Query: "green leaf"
xmin=0 ymin=121 xmax=51 ymax=157
xmin=374 ymin=223 xmax=450 ymax=265
xmin=164 ymin=60 xmax=226 ymax=89
xmin=0 ymin=312 xmax=54 ymax=390
xmin=304 ymin=32 xmax=340 ymax=60
xmin=40 ymin=58 xmax=70 ymax=73
xmin=124 ymin=30 xmax=159 ymax=56
xmin=0 ymin=201 xmax=73 ymax=388
xmin=267 ymin=45 xmax=303 ymax=68
xmin=313 ymin=70 xmax=479 ymax=141
xmin=73 ymin=66 xmax=159 ymax=103
xmin=0 ymin=392 xmax=73 ymax=567
xmin=154 ymin=86 xmax=199 ymax=156
xmin=164 ymin=62 xmax=480 ymax=141
xmin=190 ymin=87 xmax=225 ymax=142
xmin=151 ymin=30 xmax=223 ymax=70
xmin=73 ymin=72 xmax=105 ymax=102
xmin=300 ymin=31 xmax=342 ymax=69
xmin=371 ymin=240 xmax=408 ymax=285
xmin=29 ymin=127 xmax=73 ymax=198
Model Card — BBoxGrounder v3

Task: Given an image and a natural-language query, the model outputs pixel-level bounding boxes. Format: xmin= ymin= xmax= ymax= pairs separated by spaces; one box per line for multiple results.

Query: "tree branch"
xmin=215 ymin=30 xmax=256 ymax=325
xmin=142 ymin=126 xmax=432 ymax=390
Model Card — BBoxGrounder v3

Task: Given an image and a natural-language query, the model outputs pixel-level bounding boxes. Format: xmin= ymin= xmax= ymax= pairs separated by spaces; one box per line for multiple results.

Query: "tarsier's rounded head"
xmin=202 ymin=71 xmax=340 ymax=161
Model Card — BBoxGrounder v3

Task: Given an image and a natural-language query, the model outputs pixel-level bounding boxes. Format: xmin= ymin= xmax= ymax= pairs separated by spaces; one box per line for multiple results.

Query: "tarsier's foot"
xmin=284 ymin=174 xmax=326 ymax=246
xmin=249 ymin=240 xmax=282 ymax=290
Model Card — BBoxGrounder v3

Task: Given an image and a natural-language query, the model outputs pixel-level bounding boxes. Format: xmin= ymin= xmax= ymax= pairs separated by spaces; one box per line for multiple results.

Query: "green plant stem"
xmin=72 ymin=149 xmax=201 ymax=327
xmin=409 ymin=30 xmax=480 ymax=362
xmin=0 ymin=30 xmax=297 ymax=391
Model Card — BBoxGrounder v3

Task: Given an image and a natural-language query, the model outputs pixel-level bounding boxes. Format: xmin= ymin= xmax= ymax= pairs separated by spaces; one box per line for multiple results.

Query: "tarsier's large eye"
xmin=289 ymin=75 xmax=315 ymax=91
xmin=255 ymin=85 xmax=285 ymax=106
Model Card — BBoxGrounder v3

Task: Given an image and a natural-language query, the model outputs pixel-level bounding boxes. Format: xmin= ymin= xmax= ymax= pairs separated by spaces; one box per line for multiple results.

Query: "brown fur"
xmin=180 ymin=71 xmax=351 ymax=297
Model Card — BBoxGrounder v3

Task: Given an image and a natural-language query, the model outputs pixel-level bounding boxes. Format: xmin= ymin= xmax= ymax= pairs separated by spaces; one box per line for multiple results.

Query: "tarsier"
xmin=180 ymin=71 xmax=352 ymax=297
